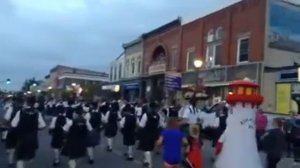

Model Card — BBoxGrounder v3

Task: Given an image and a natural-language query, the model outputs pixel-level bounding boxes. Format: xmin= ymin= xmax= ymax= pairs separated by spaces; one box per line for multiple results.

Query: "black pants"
xmin=267 ymin=155 xmax=281 ymax=168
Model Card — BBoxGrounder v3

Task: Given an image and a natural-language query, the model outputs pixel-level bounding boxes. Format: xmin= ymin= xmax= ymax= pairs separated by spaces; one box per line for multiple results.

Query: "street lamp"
xmin=48 ymin=86 xmax=53 ymax=90
xmin=71 ymin=83 xmax=77 ymax=87
xmin=193 ymin=59 xmax=203 ymax=69
xmin=6 ymin=78 xmax=11 ymax=85
xmin=32 ymin=83 xmax=37 ymax=87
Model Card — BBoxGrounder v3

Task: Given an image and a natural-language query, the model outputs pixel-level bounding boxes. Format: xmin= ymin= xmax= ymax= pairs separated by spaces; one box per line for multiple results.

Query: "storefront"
xmin=101 ymin=84 xmax=121 ymax=100
xmin=122 ymin=81 xmax=142 ymax=102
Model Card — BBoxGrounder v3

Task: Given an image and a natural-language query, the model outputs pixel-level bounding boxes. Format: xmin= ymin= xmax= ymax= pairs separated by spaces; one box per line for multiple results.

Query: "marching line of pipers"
xmin=0 ymin=94 xmax=196 ymax=168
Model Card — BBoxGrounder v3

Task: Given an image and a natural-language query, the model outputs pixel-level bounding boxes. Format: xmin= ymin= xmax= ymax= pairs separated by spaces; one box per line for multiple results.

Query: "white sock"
xmin=107 ymin=138 xmax=113 ymax=149
xmin=145 ymin=151 xmax=152 ymax=166
xmin=16 ymin=160 xmax=24 ymax=168
xmin=68 ymin=160 xmax=76 ymax=168
xmin=128 ymin=146 xmax=133 ymax=157
xmin=8 ymin=149 xmax=15 ymax=164
xmin=53 ymin=149 xmax=60 ymax=162
xmin=87 ymin=147 xmax=94 ymax=160
xmin=2 ymin=131 xmax=8 ymax=140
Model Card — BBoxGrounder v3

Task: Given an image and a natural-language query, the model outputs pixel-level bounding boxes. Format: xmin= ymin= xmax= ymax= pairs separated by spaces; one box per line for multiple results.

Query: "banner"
xmin=165 ymin=72 xmax=182 ymax=90
xmin=276 ymin=83 xmax=291 ymax=114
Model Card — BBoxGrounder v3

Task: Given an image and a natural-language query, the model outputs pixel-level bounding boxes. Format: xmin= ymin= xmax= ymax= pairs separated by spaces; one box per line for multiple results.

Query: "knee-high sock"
xmin=128 ymin=146 xmax=133 ymax=157
xmin=107 ymin=138 xmax=113 ymax=148
xmin=2 ymin=130 xmax=8 ymax=140
xmin=68 ymin=160 xmax=76 ymax=168
xmin=53 ymin=149 xmax=60 ymax=162
xmin=16 ymin=160 xmax=24 ymax=168
xmin=8 ymin=149 xmax=15 ymax=164
xmin=87 ymin=147 xmax=94 ymax=160
xmin=144 ymin=151 xmax=152 ymax=166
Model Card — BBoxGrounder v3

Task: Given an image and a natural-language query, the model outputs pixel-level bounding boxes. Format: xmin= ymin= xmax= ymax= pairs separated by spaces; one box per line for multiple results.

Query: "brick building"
xmin=180 ymin=0 xmax=266 ymax=104
xmin=142 ymin=18 xmax=182 ymax=101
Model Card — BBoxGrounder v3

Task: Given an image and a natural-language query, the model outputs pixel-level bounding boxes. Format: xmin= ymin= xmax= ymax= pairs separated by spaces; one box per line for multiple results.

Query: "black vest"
xmin=17 ymin=108 xmax=39 ymax=134
xmin=90 ymin=112 xmax=101 ymax=129
xmin=145 ymin=113 xmax=159 ymax=130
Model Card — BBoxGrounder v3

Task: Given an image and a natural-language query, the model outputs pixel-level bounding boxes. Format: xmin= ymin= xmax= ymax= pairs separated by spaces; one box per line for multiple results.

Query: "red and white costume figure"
xmin=215 ymin=78 xmax=264 ymax=168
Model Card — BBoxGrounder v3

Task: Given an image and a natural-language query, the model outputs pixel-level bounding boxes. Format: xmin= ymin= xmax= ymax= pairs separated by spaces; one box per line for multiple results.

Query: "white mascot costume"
xmin=215 ymin=79 xmax=264 ymax=168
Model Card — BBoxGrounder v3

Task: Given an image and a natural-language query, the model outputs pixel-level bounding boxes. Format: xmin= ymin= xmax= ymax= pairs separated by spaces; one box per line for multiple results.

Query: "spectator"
xmin=261 ymin=118 xmax=286 ymax=168
xmin=290 ymin=115 xmax=300 ymax=166
xmin=256 ymin=109 xmax=268 ymax=150
xmin=155 ymin=117 xmax=188 ymax=168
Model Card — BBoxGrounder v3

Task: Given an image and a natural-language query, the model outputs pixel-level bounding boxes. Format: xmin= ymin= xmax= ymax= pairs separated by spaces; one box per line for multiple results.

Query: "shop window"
xmin=237 ymin=36 xmax=249 ymax=63
xmin=186 ymin=48 xmax=196 ymax=71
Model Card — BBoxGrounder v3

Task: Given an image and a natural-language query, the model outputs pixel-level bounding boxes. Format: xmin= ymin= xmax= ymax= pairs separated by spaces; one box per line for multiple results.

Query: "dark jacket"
xmin=261 ymin=128 xmax=286 ymax=158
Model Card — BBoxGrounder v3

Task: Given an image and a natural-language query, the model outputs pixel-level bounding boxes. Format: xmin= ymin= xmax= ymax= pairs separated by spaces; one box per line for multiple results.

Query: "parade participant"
xmin=138 ymin=102 xmax=165 ymax=168
xmin=181 ymin=96 xmax=204 ymax=136
xmin=120 ymin=104 xmax=137 ymax=161
xmin=62 ymin=105 xmax=92 ymax=168
xmin=103 ymin=101 xmax=120 ymax=152
xmin=49 ymin=105 xmax=67 ymax=167
xmin=2 ymin=97 xmax=13 ymax=142
xmin=65 ymin=98 xmax=77 ymax=120
xmin=45 ymin=98 xmax=55 ymax=116
xmin=183 ymin=125 xmax=203 ymax=168
xmin=4 ymin=96 xmax=23 ymax=167
xmin=155 ymin=117 xmax=188 ymax=168
xmin=11 ymin=96 xmax=46 ymax=168
xmin=215 ymin=79 xmax=264 ymax=168
xmin=85 ymin=102 xmax=102 ymax=164
xmin=261 ymin=118 xmax=286 ymax=168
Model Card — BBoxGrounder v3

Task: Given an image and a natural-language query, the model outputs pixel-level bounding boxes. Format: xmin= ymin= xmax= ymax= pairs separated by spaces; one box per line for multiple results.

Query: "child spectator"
xmin=156 ymin=117 xmax=188 ymax=168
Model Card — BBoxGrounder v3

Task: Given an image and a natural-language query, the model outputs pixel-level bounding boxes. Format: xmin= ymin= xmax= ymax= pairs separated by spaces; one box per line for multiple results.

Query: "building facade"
xmin=48 ymin=65 xmax=109 ymax=97
xmin=142 ymin=18 xmax=182 ymax=101
xmin=122 ymin=38 xmax=144 ymax=101
xmin=180 ymin=0 xmax=266 ymax=105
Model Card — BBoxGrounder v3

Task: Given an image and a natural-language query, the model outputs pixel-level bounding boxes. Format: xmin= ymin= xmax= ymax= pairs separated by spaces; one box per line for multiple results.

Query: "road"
xmin=0 ymin=128 xmax=296 ymax=168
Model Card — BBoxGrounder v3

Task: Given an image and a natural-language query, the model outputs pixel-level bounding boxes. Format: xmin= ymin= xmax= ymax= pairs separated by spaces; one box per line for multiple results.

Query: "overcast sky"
xmin=0 ymin=0 xmax=240 ymax=90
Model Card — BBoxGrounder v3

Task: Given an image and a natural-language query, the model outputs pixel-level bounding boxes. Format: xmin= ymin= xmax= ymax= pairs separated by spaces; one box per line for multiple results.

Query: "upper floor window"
xmin=114 ymin=66 xmax=117 ymax=81
xmin=171 ymin=46 xmax=178 ymax=69
xmin=138 ymin=60 xmax=142 ymax=73
xmin=207 ymin=29 xmax=214 ymax=43
xmin=118 ymin=63 xmax=122 ymax=79
xmin=237 ymin=36 xmax=250 ymax=63
xmin=110 ymin=67 xmax=113 ymax=81
xmin=215 ymin=27 xmax=224 ymax=40
xmin=186 ymin=48 xmax=196 ymax=71
xmin=126 ymin=60 xmax=130 ymax=77
xmin=131 ymin=58 xmax=135 ymax=74
xmin=206 ymin=43 xmax=222 ymax=67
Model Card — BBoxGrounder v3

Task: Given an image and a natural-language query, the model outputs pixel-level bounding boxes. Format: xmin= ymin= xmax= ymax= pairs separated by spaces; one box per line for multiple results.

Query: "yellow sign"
xmin=276 ymin=84 xmax=291 ymax=114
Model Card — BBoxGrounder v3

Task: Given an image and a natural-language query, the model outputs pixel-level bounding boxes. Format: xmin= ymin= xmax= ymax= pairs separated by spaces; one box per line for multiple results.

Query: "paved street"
xmin=0 ymin=127 xmax=296 ymax=168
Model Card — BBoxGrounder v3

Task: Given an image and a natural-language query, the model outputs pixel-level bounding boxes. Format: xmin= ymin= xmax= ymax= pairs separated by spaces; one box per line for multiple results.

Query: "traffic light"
xmin=6 ymin=78 xmax=11 ymax=85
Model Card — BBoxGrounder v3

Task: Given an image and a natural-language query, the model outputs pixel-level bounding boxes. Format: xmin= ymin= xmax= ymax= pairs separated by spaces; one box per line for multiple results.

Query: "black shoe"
xmin=143 ymin=162 xmax=149 ymax=167
xmin=8 ymin=163 xmax=14 ymax=168
xmin=127 ymin=157 xmax=134 ymax=161
xmin=155 ymin=151 xmax=160 ymax=155
xmin=52 ymin=161 xmax=60 ymax=167
xmin=123 ymin=152 xmax=128 ymax=156
xmin=106 ymin=146 xmax=112 ymax=152
xmin=88 ymin=159 xmax=94 ymax=165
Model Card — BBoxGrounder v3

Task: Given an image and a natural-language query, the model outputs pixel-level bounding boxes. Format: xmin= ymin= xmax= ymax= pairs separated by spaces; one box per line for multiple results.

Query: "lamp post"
xmin=193 ymin=58 xmax=203 ymax=93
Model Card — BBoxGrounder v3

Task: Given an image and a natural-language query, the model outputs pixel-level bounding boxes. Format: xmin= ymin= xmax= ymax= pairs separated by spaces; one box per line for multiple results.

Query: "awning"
xmin=181 ymin=82 xmax=229 ymax=88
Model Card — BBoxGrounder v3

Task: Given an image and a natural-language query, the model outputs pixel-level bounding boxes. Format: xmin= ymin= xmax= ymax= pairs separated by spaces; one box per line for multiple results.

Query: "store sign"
xmin=123 ymin=82 xmax=140 ymax=90
xmin=148 ymin=63 xmax=166 ymax=75
xmin=165 ymin=72 xmax=182 ymax=90
xmin=101 ymin=85 xmax=120 ymax=92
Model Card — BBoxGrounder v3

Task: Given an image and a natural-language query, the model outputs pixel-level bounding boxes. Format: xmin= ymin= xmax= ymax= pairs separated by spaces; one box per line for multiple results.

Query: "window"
xmin=138 ymin=60 xmax=141 ymax=73
xmin=110 ymin=67 xmax=113 ymax=81
xmin=237 ymin=37 xmax=249 ymax=63
xmin=206 ymin=43 xmax=222 ymax=67
xmin=215 ymin=27 xmax=224 ymax=40
xmin=114 ymin=66 xmax=117 ymax=81
xmin=118 ymin=63 xmax=122 ymax=79
xmin=171 ymin=46 xmax=178 ymax=69
xmin=131 ymin=58 xmax=135 ymax=74
xmin=186 ymin=48 xmax=196 ymax=71
xmin=126 ymin=60 xmax=129 ymax=77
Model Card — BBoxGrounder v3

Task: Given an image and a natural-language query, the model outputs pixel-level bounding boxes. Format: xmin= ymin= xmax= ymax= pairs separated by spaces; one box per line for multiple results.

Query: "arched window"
xmin=215 ymin=27 xmax=224 ymax=40
xmin=207 ymin=29 xmax=214 ymax=42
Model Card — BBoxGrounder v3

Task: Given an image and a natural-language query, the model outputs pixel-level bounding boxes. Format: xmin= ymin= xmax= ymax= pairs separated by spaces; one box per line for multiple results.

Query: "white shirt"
xmin=139 ymin=113 xmax=166 ymax=128
xmin=11 ymin=111 xmax=46 ymax=129
xmin=4 ymin=104 xmax=13 ymax=121
xmin=182 ymin=105 xmax=204 ymax=124
xmin=62 ymin=118 xmax=93 ymax=132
